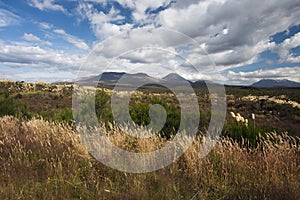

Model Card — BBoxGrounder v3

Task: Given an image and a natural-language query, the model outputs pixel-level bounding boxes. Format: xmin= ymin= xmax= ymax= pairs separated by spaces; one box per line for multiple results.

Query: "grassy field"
xmin=0 ymin=116 xmax=299 ymax=199
xmin=0 ymin=80 xmax=299 ymax=199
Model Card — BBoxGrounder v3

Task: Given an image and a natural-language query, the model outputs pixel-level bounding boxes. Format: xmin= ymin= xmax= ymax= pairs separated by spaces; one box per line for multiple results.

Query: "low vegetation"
xmin=0 ymin=116 xmax=299 ymax=199
xmin=0 ymin=80 xmax=299 ymax=199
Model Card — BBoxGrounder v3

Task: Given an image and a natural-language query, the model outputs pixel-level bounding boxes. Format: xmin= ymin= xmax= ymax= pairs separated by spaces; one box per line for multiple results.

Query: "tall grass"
xmin=0 ymin=116 xmax=299 ymax=199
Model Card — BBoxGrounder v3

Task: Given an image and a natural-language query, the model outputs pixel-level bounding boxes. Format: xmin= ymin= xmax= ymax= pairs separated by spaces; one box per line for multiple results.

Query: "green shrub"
xmin=130 ymin=101 xmax=151 ymax=126
xmin=54 ymin=108 xmax=74 ymax=124
xmin=129 ymin=97 xmax=181 ymax=138
xmin=95 ymin=89 xmax=113 ymax=124
xmin=223 ymin=122 xmax=269 ymax=147
xmin=0 ymin=97 xmax=31 ymax=119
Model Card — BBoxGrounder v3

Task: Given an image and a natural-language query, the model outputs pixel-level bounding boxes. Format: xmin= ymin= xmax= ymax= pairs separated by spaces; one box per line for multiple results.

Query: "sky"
xmin=0 ymin=0 xmax=300 ymax=85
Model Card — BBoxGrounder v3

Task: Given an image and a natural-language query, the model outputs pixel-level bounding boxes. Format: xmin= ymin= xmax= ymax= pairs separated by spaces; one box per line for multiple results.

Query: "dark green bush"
xmin=0 ymin=97 xmax=31 ymax=119
xmin=54 ymin=108 xmax=74 ymax=124
xmin=223 ymin=122 xmax=269 ymax=147
xmin=129 ymin=97 xmax=181 ymax=138
xmin=95 ymin=89 xmax=113 ymax=124
xmin=130 ymin=101 xmax=151 ymax=126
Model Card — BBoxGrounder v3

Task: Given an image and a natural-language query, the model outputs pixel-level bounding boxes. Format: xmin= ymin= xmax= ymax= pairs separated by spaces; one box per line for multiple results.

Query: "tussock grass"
xmin=0 ymin=116 xmax=299 ymax=199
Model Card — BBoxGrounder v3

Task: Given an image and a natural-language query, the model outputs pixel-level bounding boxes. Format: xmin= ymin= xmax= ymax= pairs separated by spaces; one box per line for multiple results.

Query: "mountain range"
xmin=55 ymin=72 xmax=300 ymax=88
xmin=73 ymin=72 xmax=217 ymax=89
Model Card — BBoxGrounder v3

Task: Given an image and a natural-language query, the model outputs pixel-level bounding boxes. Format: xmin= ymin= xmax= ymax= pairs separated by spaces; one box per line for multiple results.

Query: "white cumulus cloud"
xmin=273 ymin=32 xmax=300 ymax=63
xmin=227 ymin=66 xmax=300 ymax=84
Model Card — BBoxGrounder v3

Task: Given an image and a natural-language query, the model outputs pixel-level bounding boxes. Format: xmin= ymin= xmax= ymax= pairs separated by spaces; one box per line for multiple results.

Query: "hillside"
xmin=0 ymin=79 xmax=299 ymax=199
xmin=251 ymin=79 xmax=300 ymax=88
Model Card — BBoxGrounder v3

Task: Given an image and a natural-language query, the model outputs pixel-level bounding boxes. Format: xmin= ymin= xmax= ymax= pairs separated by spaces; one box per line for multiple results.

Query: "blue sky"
xmin=0 ymin=0 xmax=300 ymax=85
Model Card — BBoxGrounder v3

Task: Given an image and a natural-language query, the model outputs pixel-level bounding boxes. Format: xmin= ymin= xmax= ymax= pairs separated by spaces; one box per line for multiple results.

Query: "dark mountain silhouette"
xmin=76 ymin=72 xmax=160 ymax=88
xmin=55 ymin=72 xmax=299 ymax=89
xmin=251 ymin=79 xmax=300 ymax=88
xmin=162 ymin=73 xmax=188 ymax=82
xmin=58 ymin=72 xmax=223 ymax=88
xmin=161 ymin=73 xmax=194 ymax=87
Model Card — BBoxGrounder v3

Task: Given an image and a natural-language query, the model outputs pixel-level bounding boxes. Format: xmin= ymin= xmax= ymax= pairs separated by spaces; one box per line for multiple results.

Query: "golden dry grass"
xmin=0 ymin=116 xmax=299 ymax=199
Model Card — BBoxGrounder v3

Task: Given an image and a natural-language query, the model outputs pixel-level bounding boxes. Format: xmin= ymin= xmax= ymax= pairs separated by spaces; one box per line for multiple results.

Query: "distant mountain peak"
xmin=162 ymin=73 xmax=187 ymax=82
xmin=251 ymin=79 xmax=300 ymax=88
xmin=71 ymin=72 xmax=211 ymax=88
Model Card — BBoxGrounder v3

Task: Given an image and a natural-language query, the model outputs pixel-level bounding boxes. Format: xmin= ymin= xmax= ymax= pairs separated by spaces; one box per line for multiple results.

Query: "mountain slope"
xmin=76 ymin=72 xmax=161 ymax=87
xmin=71 ymin=72 xmax=221 ymax=88
xmin=162 ymin=73 xmax=188 ymax=82
xmin=251 ymin=79 xmax=300 ymax=88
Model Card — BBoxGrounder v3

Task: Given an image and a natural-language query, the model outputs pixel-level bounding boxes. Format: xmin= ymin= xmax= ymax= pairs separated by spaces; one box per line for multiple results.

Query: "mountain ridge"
xmin=251 ymin=79 xmax=300 ymax=88
xmin=53 ymin=72 xmax=300 ymax=88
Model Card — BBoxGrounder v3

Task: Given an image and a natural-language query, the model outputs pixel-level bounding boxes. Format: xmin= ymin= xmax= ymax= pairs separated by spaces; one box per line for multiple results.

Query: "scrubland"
xmin=0 ymin=81 xmax=299 ymax=199
xmin=0 ymin=116 xmax=299 ymax=199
